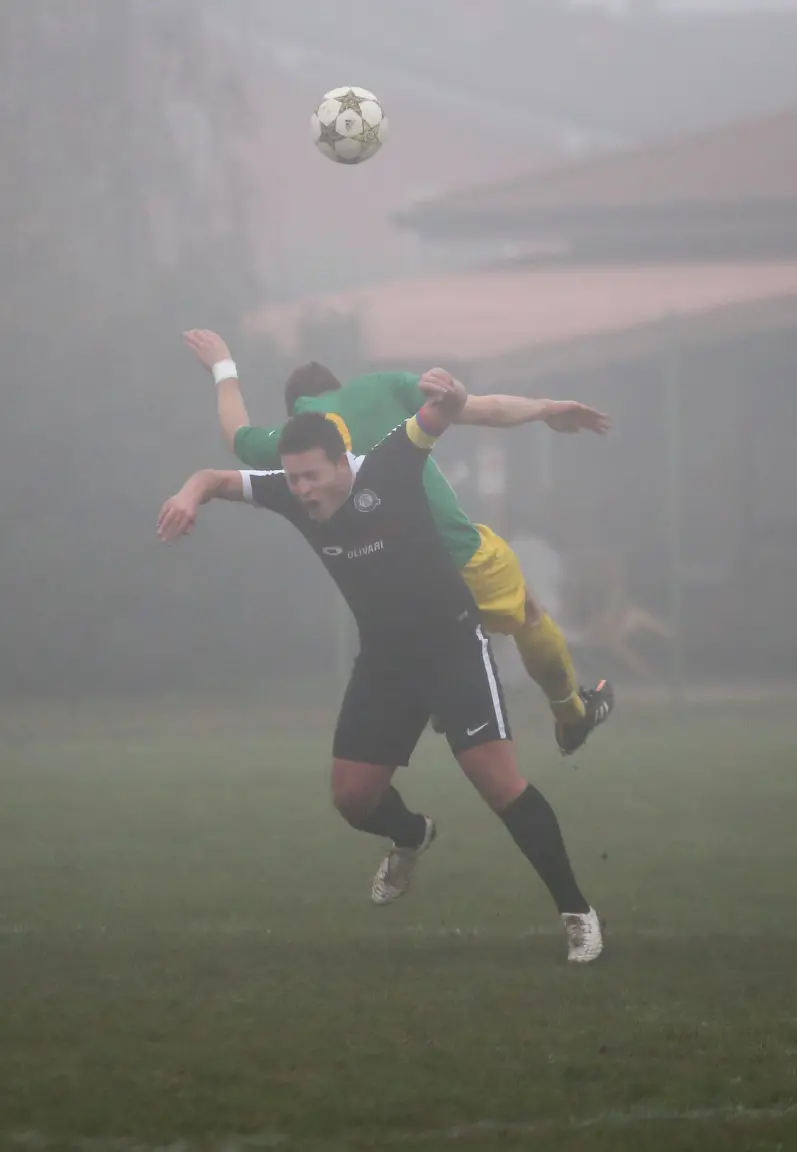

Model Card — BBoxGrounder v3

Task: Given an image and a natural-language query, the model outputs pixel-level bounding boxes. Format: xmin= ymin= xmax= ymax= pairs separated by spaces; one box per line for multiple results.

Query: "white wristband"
xmin=212 ymin=359 xmax=238 ymax=385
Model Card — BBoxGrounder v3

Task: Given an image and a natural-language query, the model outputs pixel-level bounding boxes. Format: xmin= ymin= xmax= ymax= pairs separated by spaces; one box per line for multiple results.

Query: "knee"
xmin=457 ymin=743 xmax=528 ymax=814
xmin=330 ymin=759 xmax=383 ymax=827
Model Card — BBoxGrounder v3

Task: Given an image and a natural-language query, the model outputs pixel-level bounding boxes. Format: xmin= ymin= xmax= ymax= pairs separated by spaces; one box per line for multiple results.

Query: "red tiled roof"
xmin=398 ymin=108 xmax=797 ymax=228
xmin=242 ymin=262 xmax=797 ymax=364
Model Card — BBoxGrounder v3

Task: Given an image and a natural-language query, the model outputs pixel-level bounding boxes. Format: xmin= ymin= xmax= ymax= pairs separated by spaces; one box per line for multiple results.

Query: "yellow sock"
xmin=513 ymin=613 xmax=585 ymax=724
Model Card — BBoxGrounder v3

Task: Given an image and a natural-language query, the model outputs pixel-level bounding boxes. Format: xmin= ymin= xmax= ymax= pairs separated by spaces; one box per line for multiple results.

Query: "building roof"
xmin=242 ymin=261 xmax=797 ymax=378
xmin=396 ymin=108 xmax=797 ymax=239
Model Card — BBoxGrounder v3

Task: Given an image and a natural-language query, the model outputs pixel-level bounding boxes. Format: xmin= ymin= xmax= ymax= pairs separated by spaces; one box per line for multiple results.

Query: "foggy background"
xmin=4 ymin=0 xmax=797 ymax=698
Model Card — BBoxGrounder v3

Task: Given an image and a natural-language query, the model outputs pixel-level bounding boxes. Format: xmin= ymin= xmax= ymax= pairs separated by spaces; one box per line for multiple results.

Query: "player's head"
xmin=283 ymin=362 xmax=341 ymax=414
xmin=278 ymin=412 xmax=352 ymax=521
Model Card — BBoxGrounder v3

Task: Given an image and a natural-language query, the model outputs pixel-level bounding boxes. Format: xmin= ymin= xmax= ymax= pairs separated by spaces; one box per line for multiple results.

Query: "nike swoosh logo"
xmin=466 ymin=723 xmax=489 ymax=736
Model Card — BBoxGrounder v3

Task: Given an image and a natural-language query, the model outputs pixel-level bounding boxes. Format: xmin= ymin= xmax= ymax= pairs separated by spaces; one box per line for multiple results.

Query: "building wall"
xmin=490 ymin=326 xmax=797 ymax=682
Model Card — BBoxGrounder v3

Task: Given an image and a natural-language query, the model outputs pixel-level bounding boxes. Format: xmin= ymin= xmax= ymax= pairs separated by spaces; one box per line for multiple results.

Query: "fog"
xmin=3 ymin=0 xmax=797 ymax=698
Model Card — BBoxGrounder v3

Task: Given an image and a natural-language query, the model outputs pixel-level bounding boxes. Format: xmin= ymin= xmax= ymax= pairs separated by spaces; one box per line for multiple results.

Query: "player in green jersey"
xmin=184 ymin=329 xmax=613 ymax=755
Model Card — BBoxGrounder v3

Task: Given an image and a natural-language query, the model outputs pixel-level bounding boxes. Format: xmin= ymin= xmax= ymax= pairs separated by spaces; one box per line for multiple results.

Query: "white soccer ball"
xmin=311 ymin=87 xmax=388 ymax=165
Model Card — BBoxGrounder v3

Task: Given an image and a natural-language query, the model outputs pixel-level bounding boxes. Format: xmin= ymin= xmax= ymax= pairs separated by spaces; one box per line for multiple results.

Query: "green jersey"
xmin=234 ymin=371 xmax=481 ymax=568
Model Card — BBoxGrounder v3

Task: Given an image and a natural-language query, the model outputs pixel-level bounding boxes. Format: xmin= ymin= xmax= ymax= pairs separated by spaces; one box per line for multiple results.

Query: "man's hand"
xmin=157 ymin=490 xmax=201 ymax=542
xmin=542 ymin=400 xmax=610 ymax=435
xmin=157 ymin=470 xmax=245 ymax=541
xmin=183 ymin=329 xmax=232 ymax=373
xmin=418 ymin=367 xmax=467 ymax=417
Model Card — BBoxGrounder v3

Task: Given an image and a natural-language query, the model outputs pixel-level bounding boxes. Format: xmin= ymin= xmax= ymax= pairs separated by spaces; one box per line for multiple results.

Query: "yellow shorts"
xmin=461 ymin=525 xmax=527 ymax=636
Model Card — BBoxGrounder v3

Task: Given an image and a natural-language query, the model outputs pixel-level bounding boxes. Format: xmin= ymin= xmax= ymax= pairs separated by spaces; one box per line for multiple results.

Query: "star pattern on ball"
xmin=336 ymin=89 xmax=362 ymax=113
xmin=359 ymin=120 xmax=380 ymax=148
xmin=318 ymin=119 xmax=343 ymax=146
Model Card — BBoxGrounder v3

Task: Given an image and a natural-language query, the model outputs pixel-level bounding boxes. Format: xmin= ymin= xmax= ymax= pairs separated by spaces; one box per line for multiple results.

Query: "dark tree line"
xmin=0 ymin=1 xmax=340 ymax=696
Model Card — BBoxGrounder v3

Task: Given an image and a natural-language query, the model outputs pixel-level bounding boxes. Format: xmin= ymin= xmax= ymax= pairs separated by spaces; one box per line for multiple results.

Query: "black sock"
xmin=354 ymin=786 xmax=427 ymax=848
xmin=501 ymin=785 xmax=589 ymax=915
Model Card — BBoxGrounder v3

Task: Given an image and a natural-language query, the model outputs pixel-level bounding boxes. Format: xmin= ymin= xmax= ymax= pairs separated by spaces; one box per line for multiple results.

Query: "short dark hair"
xmin=283 ymin=362 xmax=342 ymax=414
xmin=278 ymin=411 xmax=347 ymax=461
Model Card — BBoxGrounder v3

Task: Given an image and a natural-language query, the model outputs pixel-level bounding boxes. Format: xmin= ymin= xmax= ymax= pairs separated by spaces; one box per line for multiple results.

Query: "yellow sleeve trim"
xmin=406 ymin=415 xmax=437 ymax=450
xmin=324 ymin=412 xmax=353 ymax=451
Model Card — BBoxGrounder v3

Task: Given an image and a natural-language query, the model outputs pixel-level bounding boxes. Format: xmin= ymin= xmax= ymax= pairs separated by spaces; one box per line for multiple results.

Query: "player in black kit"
xmin=158 ymin=367 xmax=603 ymax=962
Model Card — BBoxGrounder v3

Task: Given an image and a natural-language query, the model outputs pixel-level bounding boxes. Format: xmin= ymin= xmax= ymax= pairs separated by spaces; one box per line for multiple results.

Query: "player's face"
xmin=282 ymin=448 xmax=353 ymax=521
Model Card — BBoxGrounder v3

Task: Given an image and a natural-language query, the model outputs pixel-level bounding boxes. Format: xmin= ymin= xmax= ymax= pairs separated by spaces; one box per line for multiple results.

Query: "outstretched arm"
xmin=157 ymin=469 xmax=246 ymax=542
xmin=183 ymin=329 xmax=252 ymax=453
xmin=457 ymin=394 xmax=610 ymax=434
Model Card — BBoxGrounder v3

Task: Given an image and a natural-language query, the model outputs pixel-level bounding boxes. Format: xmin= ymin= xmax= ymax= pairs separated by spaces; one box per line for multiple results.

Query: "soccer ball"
xmin=311 ymin=87 xmax=388 ymax=165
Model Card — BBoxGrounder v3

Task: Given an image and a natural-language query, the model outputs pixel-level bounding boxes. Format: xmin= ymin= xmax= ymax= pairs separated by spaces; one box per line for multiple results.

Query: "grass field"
xmin=1 ymin=691 xmax=796 ymax=1151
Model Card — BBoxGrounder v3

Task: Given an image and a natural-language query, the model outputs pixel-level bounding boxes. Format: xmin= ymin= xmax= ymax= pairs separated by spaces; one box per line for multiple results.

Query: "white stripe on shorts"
xmin=476 ymin=625 xmax=507 ymax=739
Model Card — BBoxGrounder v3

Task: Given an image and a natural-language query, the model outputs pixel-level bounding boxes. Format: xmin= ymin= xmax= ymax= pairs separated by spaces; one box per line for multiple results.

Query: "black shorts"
xmin=332 ymin=622 xmax=511 ymax=766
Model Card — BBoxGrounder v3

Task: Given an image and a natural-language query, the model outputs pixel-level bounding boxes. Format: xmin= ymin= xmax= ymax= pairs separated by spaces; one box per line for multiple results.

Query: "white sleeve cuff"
xmin=239 ymin=471 xmax=254 ymax=502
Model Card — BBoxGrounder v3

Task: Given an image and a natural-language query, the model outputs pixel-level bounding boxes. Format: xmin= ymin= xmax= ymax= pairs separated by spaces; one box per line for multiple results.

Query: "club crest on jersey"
xmin=354 ymin=489 xmax=380 ymax=512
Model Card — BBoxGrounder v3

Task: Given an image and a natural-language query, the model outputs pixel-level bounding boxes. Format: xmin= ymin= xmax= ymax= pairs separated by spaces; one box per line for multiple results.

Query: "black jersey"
xmin=241 ymin=418 xmax=479 ymax=643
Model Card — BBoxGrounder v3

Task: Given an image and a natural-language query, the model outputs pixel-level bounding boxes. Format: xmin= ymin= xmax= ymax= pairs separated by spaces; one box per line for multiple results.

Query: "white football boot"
xmin=561 ymin=906 xmax=604 ymax=963
xmin=371 ymin=818 xmax=437 ymax=905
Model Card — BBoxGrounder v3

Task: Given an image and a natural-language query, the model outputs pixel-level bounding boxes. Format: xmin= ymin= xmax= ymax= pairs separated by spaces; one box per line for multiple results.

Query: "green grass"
xmin=1 ymin=693 xmax=796 ymax=1151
